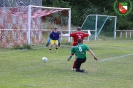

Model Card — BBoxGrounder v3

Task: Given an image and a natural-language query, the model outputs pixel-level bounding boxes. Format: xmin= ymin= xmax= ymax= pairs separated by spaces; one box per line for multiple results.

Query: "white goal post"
xmin=81 ymin=14 xmax=117 ymax=40
xmin=0 ymin=5 xmax=71 ymax=48
xmin=28 ymin=5 xmax=71 ymax=45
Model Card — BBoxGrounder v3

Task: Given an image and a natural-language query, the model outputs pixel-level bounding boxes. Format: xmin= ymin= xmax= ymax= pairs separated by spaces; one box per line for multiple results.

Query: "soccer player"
xmin=49 ymin=28 xmax=61 ymax=53
xmin=70 ymin=27 xmax=90 ymax=46
xmin=46 ymin=32 xmax=61 ymax=47
xmin=67 ymin=38 xmax=98 ymax=73
xmin=70 ymin=27 xmax=91 ymax=70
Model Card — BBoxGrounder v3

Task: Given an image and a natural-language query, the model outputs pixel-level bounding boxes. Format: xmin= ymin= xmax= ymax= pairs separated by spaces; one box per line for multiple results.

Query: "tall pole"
xmin=28 ymin=5 xmax=31 ymax=45
xmin=95 ymin=14 xmax=98 ymax=41
xmin=114 ymin=16 xmax=117 ymax=40
xmin=68 ymin=9 xmax=71 ymax=42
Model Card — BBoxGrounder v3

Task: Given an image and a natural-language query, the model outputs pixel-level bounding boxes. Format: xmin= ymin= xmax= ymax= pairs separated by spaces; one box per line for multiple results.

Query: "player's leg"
xmin=76 ymin=58 xmax=86 ymax=72
xmin=71 ymin=46 xmax=77 ymax=70
xmin=46 ymin=38 xmax=51 ymax=47
xmin=72 ymin=57 xmax=77 ymax=70
xmin=75 ymin=58 xmax=82 ymax=72
xmin=55 ymin=40 xmax=59 ymax=53
xmin=49 ymin=40 xmax=54 ymax=53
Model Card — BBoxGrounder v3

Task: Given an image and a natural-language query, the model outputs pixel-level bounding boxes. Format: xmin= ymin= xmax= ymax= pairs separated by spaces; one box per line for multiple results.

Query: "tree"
xmin=42 ymin=0 xmax=133 ymax=29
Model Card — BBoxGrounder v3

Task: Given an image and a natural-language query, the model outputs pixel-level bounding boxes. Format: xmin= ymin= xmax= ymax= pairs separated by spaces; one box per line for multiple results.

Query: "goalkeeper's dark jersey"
xmin=71 ymin=43 xmax=90 ymax=58
xmin=50 ymin=31 xmax=60 ymax=40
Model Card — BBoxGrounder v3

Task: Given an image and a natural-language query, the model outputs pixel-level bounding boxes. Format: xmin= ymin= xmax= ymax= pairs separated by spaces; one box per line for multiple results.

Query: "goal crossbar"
xmin=81 ymin=14 xmax=117 ymax=40
xmin=28 ymin=5 xmax=71 ymax=44
xmin=29 ymin=5 xmax=71 ymax=10
xmin=0 ymin=5 xmax=71 ymax=48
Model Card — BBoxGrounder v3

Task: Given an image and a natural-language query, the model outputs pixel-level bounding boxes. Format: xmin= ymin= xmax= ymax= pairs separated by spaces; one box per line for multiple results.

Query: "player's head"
xmin=77 ymin=27 xmax=81 ymax=31
xmin=53 ymin=28 xmax=58 ymax=33
xmin=77 ymin=38 xmax=82 ymax=44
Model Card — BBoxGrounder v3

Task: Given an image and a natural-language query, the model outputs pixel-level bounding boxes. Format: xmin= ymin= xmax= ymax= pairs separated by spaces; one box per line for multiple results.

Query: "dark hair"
xmin=77 ymin=38 xmax=82 ymax=43
xmin=77 ymin=27 xmax=81 ymax=31
xmin=54 ymin=28 xmax=57 ymax=30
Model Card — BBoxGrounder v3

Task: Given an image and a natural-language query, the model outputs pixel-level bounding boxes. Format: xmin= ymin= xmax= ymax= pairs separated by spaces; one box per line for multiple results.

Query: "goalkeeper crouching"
xmin=49 ymin=28 xmax=61 ymax=53
xmin=46 ymin=32 xmax=61 ymax=47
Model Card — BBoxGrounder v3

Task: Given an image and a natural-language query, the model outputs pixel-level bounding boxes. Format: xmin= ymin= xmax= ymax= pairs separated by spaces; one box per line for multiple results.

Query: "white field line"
xmin=98 ymin=53 xmax=133 ymax=62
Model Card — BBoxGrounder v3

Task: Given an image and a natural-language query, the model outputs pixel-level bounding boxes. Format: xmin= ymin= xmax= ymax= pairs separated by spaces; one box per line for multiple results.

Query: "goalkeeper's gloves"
xmin=67 ymin=56 xmax=72 ymax=61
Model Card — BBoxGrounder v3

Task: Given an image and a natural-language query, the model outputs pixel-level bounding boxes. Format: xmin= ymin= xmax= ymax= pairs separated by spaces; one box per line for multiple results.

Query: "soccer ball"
xmin=42 ymin=57 xmax=48 ymax=63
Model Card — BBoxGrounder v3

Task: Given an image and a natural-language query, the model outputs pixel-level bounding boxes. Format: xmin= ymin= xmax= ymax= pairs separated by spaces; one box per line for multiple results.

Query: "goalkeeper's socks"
xmin=49 ymin=49 xmax=51 ymax=53
xmin=56 ymin=48 xmax=58 ymax=53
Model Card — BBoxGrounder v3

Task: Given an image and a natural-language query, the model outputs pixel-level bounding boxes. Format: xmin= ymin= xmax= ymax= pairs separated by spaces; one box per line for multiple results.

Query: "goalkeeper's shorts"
xmin=50 ymin=40 xmax=58 ymax=45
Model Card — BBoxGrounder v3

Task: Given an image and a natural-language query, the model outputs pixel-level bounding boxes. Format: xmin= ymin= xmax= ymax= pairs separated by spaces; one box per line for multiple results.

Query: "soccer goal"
xmin=0 ymin=5 xmax=71 ymax=48
xmin=81 ymin=14 xmax=117 ymax=40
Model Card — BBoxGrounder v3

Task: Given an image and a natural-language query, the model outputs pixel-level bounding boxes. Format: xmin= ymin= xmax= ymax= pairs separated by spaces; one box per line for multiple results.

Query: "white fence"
xmin=116 ymin=30 xmax=133 ymax=39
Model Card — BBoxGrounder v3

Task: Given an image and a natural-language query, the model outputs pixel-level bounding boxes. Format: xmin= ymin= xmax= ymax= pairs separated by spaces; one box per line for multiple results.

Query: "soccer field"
xmin=0 ymin=40 xmax=133 ymax=88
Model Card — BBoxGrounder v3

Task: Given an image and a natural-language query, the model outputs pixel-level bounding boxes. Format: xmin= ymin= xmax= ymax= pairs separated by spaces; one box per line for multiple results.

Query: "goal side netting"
xmin=0 ymin=5 xmax=71 ymax=48
xmin=81 ymin=14 xmax=117 ymax=40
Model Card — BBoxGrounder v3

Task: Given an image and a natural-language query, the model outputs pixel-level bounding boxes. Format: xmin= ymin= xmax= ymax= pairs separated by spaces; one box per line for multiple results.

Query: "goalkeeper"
xmin=46 ymin=31 xmax=61 ymax=47
xmin=67 ymin=38 xmax=98 ymax=73
xmin=49 ymin=28 xmax=61 ymax=53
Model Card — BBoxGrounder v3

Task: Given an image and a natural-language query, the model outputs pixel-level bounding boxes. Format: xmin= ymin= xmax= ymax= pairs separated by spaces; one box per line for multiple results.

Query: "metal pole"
xmin=28 ymin=5 xmax=31 ymax=45
xmin=114 ymin=16 xmax=117 ymax=40
xmin=95 ymin=14 xmax=98 ymax=41
xmin=68 ymin=9 xmax=71 ymax=42
xmin=81 ymin=15 xmax=89 ymax=28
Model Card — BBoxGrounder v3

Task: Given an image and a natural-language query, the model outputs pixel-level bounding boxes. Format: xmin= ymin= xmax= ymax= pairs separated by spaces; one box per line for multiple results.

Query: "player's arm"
xmin=67 ymin=48 xmax=75 ymax=61
xmin=86 ymin=45 xmax=98 ymax=60
xmin=49 ymin=33 xmax=53 ymax=39
xmin=62 ymin=33 xmax=70 ymax=37
xmin=57 ymin=32 xmax=61 ymax=46
xmin=67 ymin=53 xmax=73 ymax=61
xmin=58 ymin=33 xmax=61 ymax=40
xmin=58 ymin=31 xmax=61 ymax=37
xmin=47 ymin=38 xmax=51 ymax=42
xmin=88 ymin=49 xmax=98 ymax=61
xmin=83 ymin=30 xmax=91 ymax=37
xmin=87 ymin=30 xmax=91 ymax=36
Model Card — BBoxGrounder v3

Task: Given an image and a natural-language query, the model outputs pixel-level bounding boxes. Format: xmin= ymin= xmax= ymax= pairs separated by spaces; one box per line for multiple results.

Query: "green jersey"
xmin=71 ymin=43 xmax=90 ymax=58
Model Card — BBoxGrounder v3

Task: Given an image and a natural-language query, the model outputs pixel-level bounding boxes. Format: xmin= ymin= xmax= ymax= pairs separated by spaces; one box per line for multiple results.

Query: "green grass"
xmin=0 ymin=40 xmax=133 ymax=88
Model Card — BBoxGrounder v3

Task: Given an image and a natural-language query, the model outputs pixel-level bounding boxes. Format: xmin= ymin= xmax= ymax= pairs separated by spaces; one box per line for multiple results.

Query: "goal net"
xmin=81 ymin=14 xmax=117 ymax=40
xmin=0 ymin=5 xmax=71 ymax=48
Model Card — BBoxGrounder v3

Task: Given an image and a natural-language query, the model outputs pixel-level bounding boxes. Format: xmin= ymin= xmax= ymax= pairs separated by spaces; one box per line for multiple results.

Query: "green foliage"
xmin=117 ymin=15 xmax=132 ymax=30
xmin=43 ymin=0 xmax=70 ymax=8
xmin=42 ymin=0 xmax=133 ymax=30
